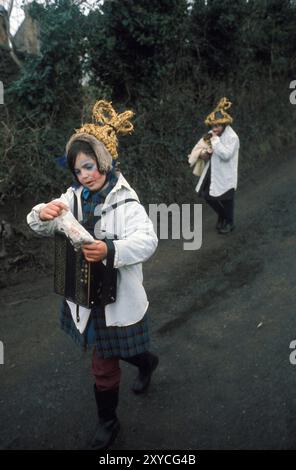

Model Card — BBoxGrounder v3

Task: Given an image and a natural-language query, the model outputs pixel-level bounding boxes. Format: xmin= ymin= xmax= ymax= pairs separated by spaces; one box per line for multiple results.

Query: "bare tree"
xmin=1 ymin=0 xmax=23 ymax=67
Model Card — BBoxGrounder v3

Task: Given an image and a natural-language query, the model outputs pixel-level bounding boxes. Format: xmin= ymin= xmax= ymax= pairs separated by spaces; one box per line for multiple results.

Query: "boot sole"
xmin=218 ymin=225 xmax=235 ymax=234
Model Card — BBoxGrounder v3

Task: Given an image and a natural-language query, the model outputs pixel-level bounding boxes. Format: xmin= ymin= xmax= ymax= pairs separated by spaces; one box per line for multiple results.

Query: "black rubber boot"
xmin=123 ymin=352 xmax=159 ymax=394
xmin=215 ymin=216 xmax=225 ymax=231
xmin=91 ymin=385 xmax=120 ymax=450
xmin=218 ymin=223 xmax=235 ymax=234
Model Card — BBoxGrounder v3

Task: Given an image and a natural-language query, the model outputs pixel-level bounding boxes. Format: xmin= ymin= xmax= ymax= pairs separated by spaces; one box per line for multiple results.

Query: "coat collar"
xmin=72 ymin=172 xmax=133 ymax=198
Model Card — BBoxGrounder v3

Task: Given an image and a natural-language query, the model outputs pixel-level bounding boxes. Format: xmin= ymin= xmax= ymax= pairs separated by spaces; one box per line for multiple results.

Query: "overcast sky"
xmin=1 ymin=0 xmax=25 ymax=34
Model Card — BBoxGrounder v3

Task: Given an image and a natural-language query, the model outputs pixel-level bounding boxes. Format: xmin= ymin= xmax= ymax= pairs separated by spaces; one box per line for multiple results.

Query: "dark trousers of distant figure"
xmin=200 ymin=164 xmax=235 ymax=225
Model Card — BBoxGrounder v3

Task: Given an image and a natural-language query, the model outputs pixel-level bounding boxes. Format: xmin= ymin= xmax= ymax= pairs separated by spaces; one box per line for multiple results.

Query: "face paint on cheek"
xmin=87 ymin=168 xmax=107 ymax=191
xmin=92 ymin=169 xmax=101 ymax=177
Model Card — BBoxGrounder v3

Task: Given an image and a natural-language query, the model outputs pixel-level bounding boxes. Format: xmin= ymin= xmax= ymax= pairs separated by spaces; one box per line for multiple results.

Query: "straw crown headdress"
xmin=204 ymin=97 xmax=233 ymax=126
xmin=75 ymin=100 xmax=134 ymax=159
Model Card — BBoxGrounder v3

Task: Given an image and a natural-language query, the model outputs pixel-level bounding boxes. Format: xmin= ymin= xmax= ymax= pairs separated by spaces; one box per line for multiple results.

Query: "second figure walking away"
xmin=188 ymin=97 xmax=240 ymax=234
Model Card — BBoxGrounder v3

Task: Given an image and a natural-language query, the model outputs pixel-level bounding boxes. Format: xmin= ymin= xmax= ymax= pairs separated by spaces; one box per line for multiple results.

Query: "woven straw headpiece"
xmin=204 ymin=97 xmax=233 ymax=126
xmin=74 ymin=100 xmax=134 ymax=159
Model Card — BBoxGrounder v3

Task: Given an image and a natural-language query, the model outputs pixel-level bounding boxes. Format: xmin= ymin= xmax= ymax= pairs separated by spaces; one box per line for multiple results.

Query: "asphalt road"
xmin=1 ymin=154 xmax=296 ymax=450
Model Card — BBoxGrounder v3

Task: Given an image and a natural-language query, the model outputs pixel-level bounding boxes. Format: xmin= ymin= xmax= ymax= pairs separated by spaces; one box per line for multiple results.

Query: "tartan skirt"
xmin=60 ymin=299 xmax=150 ymax=359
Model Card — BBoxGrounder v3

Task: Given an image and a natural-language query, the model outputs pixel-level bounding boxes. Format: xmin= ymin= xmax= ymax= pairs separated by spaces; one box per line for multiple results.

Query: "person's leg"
xmin=122 ymin=352 xmax=159 ymax=394
xmin=92 ymin=351 xmax=121 ymax=392
xmin=200 ymin=167 xmax=225 ymax=228
xmin=203 ymin=194 xmax=225 ymax=229
xmin=204 ymin=197 xmax=223 ymax=216
xmin=222 ymin=199 xmax=234 ymax=225
xmin=91 ymin=350 xmax=121 ymax=449
xmin=218 ymin=196 xmax=235 ymax=233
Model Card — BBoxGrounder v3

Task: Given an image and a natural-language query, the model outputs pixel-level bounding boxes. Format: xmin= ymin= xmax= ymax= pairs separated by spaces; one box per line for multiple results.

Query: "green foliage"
xmin=190 ymin=0 xmax=246 ymax=78
xmin=86 ymin=0 xmax=189 ymax=101
xmin=1 ymin=0 xmax=296 ymax=208
xmin=237 ymin=0 xmax=296 ymax=79
xmin=8 ymin=0 xmax=86 ymax=121
xmin=0 ymin=0 xmax=87 ymax=204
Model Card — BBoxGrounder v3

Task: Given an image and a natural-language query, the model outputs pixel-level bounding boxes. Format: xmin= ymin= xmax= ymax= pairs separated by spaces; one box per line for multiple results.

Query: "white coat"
xmin=195 ymin=125 xmax=240 ymax=197
xmin=27 ymin=173 xmax=158 ymax=327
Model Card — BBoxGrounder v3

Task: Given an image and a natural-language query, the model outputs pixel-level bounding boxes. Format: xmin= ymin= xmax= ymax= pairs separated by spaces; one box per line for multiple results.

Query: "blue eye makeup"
xmin=85 ymin=163 xmax=96 ymax=170
xmin=74 ymin=161 xmax=97 ymax=175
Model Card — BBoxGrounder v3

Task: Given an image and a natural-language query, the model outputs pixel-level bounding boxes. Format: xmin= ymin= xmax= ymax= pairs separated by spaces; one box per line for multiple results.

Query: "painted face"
xmin=211 ymin=124 xmax=224 ymax=136
xmin=74 ymin=153 xmax=106 ymax=191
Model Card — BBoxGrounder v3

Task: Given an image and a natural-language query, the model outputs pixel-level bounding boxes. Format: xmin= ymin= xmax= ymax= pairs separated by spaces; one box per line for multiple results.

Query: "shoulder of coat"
xmin=226 ymin=125 xmax=239 ymax=141
xmin=110 ymin=174 xmax=140 ymax=202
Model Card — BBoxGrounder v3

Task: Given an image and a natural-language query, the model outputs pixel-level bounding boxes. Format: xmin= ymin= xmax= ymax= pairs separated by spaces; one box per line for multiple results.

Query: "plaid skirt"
xmin=60 ymin=299 xmax=150 ymax=358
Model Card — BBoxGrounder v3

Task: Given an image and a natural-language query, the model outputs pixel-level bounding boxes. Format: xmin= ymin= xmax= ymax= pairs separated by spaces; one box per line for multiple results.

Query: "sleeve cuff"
xmin=33 ymin=204 xmax=46 ymax=222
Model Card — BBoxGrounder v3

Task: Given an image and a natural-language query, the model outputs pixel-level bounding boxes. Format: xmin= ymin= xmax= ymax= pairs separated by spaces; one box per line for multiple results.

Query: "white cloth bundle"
xmin=55 ymin=208 xmax=95 ymax=250
xmin=188 ymin=137 xmax=212 ymax=177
